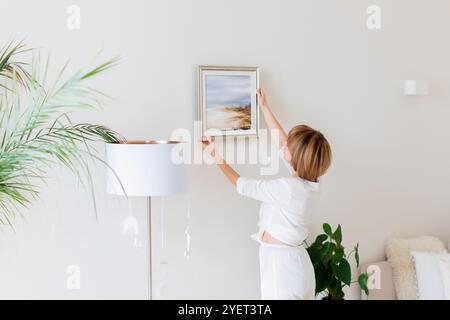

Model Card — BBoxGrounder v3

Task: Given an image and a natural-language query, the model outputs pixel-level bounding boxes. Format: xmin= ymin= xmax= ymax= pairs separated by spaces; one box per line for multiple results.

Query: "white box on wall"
xmin=404 ymin=80 xmax=429 ymax=96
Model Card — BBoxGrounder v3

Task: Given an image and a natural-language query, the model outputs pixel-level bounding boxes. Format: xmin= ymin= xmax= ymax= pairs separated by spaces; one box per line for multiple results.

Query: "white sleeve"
xmin=236 ymin=177 xmax=291 ymax=205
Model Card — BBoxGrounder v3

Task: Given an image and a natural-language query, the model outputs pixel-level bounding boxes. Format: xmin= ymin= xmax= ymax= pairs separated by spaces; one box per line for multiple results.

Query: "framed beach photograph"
xmin=198 ymin=66 xmax=259 ymax=139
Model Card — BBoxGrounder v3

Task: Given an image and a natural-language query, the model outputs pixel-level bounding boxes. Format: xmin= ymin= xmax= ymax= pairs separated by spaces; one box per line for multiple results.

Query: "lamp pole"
xmin=147 ymin=196 xmax=152 ymax=300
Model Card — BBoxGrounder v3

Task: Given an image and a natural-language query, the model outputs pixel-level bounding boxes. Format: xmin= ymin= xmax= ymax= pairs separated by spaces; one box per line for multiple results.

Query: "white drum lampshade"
xmin=106 ymin=140 xmax=188 ymax=300
xmin=106 ymin=141 xmax=188 ymax=197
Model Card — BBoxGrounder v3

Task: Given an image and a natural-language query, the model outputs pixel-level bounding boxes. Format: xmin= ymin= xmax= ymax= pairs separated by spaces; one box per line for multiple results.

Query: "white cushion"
xmin=411 ymin=251 xmax=450 ymax=300
xmin=385 ymin=236 xmax=447 ymax=300
xmin=439 ymin=256 xmax=450 ymax=299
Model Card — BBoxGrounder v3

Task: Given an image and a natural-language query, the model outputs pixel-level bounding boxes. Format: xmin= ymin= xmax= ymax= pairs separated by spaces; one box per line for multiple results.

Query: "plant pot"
xmin=321 ymin=296 xmax=345 ymax=300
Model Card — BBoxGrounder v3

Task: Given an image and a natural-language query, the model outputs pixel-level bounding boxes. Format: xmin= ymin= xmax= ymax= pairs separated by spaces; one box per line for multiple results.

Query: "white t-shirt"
xmin=236 ymin=148 xmax=321 ymax=246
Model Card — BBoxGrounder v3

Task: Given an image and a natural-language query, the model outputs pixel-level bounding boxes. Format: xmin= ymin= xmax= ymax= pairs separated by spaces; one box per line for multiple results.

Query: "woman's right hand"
xmin=257 ymin=88 xmax=269 ymax=109
xmin=257 ymin=88 xmax=288 ymax=147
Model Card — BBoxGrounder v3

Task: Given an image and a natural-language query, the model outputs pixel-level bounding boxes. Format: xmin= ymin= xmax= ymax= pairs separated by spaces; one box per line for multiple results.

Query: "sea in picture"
xmin=206 ymin=104 xmax=251 ymax=131
xmin=205 ymin=74 xmax=253 ymax=131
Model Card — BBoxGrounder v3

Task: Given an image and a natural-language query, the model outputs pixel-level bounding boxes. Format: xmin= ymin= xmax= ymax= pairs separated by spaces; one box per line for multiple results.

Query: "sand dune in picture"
xmin=207 ymin=105 xmax=251 ymax=131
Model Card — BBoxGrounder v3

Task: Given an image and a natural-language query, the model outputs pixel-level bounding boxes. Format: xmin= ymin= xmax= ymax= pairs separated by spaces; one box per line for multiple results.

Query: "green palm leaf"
xmin=0 ymin=41 xmax=123 ymax=227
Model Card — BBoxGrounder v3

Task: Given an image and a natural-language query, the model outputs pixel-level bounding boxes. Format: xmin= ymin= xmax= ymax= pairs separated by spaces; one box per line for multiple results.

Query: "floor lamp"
xmin=105 ymin=140 xmax=188 ymax=299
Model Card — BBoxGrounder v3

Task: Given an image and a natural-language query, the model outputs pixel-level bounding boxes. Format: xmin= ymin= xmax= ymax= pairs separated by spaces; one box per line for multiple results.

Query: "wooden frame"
xmin=198 ymin=65 xmax=259 ymax=140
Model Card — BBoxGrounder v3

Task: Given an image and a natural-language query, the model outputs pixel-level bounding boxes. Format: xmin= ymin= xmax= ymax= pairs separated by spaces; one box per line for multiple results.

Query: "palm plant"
xmin=0 ymin=41 xmax=122 ymax=228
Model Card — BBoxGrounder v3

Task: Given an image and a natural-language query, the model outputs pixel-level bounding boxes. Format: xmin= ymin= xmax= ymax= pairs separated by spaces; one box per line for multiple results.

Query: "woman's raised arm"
xmin=257 ymin=88 xmax=287 ymax=148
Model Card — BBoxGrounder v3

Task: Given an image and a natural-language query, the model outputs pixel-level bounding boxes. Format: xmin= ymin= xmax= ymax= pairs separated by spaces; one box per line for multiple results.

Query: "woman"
xmin=202 ymin=88 xmax=332 ymax=300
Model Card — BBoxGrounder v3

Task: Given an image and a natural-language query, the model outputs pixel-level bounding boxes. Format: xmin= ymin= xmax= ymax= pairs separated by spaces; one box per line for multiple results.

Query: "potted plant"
xmin=305 ymin=223 xmax=369 ymax=300
xmin=0 ymin=41 xmax=122 ymax=227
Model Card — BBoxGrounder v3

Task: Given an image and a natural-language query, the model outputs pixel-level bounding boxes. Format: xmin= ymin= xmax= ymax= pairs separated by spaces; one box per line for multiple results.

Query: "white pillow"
xmin=411 ymin=251 xmax=450 ymax=300
xmin=439 ymin=256 xmax=450 ymax=299
xmin=385 ymin=236 xmax=447 ymax=300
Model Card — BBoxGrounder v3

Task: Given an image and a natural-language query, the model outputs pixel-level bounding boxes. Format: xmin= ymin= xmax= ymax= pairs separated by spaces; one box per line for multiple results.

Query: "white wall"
xmin=1 ymin=0 xmax=450 ymax=299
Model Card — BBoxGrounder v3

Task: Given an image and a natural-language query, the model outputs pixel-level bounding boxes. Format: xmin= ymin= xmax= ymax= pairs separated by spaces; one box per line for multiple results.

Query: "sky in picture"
xmin=205 ymin=75 xmax=251 ymax=109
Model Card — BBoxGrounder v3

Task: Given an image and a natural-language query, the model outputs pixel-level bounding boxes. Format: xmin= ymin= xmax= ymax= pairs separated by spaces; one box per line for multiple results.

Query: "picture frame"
xmin=198 ymin=66 xmax=259 ymax=139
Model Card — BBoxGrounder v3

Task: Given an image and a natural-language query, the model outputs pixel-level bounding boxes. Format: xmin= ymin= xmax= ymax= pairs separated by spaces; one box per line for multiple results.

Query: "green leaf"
xmin=322 ymin=242 xmax=336 ymax=264
xmin=335 ymin=259 xmax=352 ymax=286
xmin=322 ymin=242 xmax=331 ymax=254
xmin=333 ymin=224 xmax=342 ymax=244
xmin=306 ymin=244 xmax=322 ymax=266
xmin=328 ymin=278 xmax=344 ymax=300
xmin=358 ymin=273 xmax=369 ymax=296
xmin=333 ymin=246 xmax=345 ymax=264
xmin=323 ymin=223 xmax=332 ymax=237
xmin=355 ymin=243 xmax=360 ymax=267
xmin=315 ymin=264 xmax=333 ymax=294
xmin=315 ymin=234 xmax=328 ymax=245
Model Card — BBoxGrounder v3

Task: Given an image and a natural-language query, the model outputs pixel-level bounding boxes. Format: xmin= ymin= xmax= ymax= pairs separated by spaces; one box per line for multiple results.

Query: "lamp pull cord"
xmin=184 ymin=192 xmax=191 ymax=259
xmin=161 ymin=196 xmax=165 ymax=250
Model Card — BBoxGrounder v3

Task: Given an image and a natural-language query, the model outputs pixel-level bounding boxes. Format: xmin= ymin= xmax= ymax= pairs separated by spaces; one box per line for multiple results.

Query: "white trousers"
xmin=259 ymin=243 xmax=316 ymax=300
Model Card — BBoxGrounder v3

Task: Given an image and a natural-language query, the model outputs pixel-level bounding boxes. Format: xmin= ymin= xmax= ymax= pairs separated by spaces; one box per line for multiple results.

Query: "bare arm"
xmin=202 ymin=138 xmax=240 ymax=187
xmin=217 ymin=158 xmax=240 ymax=187
xmin=257 ymin=88 xmax=287 ymax=147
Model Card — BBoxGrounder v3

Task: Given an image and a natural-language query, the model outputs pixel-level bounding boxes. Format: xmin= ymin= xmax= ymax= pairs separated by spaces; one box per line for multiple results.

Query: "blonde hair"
xmin=287 ymin=125 xmax=332 ymax=182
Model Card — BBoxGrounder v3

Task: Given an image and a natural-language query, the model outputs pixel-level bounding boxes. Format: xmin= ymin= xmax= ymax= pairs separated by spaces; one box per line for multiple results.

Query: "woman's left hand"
xmin=202 ymin=136 xmax=239 ymax=186
xmin=202 ymin=136 xmax=216 ymax=158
